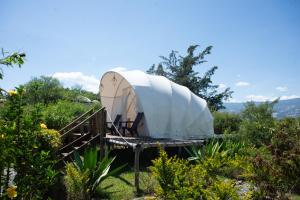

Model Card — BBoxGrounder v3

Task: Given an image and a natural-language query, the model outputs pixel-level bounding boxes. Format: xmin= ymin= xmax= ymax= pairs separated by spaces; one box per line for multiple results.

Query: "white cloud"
xmin=52 ymin=72 xmax=99 ymax=93
xmin=218 ymin=83 xmax=227 ymax=89
xmin=280 ymin=95 xmax=300 ymax=100
xmin=276 ymin=86 xmax=288 ymax=92
xmin=245 ymin=95 xmax=275 ymax=102
xmin=108 ymin=67 xmax=127 ymax=72
xmin=236 ymin=81 xmax=250 ymax=87
xmin=245 ymin=94 xmax=300 ymax=102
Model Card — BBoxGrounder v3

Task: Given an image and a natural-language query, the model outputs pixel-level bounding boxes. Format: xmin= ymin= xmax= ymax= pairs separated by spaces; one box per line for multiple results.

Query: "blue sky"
xmin=0 ymin=0 xmax=299 ymax=102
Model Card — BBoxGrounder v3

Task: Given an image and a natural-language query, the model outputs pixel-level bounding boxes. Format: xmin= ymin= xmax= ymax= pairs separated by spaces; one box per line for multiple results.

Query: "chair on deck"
xmin=122 ymin=112 xmax=144 ymax=137
xmin=107 ymin=114 xmax=122 ymax=135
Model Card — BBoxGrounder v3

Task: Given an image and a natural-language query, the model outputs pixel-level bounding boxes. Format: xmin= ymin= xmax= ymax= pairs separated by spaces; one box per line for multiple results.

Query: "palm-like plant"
xmin=185 ymin=140 xmax=228 ymax=163
xmin=66 ymin=147 xmax=126 ymax=199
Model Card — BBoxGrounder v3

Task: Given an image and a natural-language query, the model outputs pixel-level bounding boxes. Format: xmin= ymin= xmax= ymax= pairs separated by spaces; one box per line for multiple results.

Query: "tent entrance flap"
xmin=121 ymin=87 xmax=138 ymax=122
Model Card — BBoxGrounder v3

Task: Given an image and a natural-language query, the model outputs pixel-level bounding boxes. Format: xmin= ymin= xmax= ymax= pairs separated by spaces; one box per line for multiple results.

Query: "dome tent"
xmin=100 ymin=69 xmax=214 ymax=139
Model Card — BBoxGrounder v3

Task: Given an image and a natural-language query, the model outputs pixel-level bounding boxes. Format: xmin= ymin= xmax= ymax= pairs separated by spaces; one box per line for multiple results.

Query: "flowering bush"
xmin=0 ymin=87 xmax=61 ymax=199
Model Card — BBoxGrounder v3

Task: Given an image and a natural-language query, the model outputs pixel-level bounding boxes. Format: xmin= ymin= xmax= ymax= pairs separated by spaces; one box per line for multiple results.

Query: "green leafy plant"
xmin=64 ymin=147 xmax=126 ymax=199
xmin=0 ymin=49 xmax=25 ymax=81
xmin=239 ymin=101 xmax=277 ymax=147
xmin=185 ymin=140 xmax=228 ymax=163
xmin=151 ymin=147 xmax=242 ymax=199
xmin=42 ymin=100 xmax=90 ymax=129
xmin=0 ymin=87 xmax=60 ymax=199
xmin=64 ymin=163 xmax=86 ymax=200
xmin=39 ymin=128 xmax=62 ymax=149
xmin=213 ymin=111 xmax=242 ymax=134
xmin=208 ymin=179 xmax=240 ymax=200
xmin=245 ymin=118 xmax=300 ymax=199
xmin=23 ymin=76 xmax=64 ymax=105
xmin=150 ymin=147 xmax=192 ymax=199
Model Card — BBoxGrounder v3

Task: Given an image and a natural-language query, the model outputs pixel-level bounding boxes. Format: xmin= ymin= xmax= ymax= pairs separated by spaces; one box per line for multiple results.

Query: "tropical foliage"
xmin=150 ymin=145 xmax=245 ymax=199
xmin=64 ymin=147 xmax=126 ymax=199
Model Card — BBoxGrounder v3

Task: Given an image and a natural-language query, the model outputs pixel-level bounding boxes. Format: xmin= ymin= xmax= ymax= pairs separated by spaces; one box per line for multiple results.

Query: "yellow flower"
xmin=0 ymin=134 xmax=5 ymax=139
xmin=6 ymin=185 xmax=17 ymax=199
xmin=40 ymin=123 xmax=47 ymax=129
xmin=8 ymin=90 xmax=17 ymax=96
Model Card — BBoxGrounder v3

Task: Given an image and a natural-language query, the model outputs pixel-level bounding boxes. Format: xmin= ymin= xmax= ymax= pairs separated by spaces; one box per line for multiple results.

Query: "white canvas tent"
xmin=100 ymin=69 xmax=214 ymax=139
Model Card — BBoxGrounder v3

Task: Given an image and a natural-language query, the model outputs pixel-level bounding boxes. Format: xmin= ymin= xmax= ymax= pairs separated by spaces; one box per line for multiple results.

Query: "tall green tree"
xmin=147 ymin=45 xmax=233 ymax=111
xmin=23 ymin=76 xmax=63 ymax=104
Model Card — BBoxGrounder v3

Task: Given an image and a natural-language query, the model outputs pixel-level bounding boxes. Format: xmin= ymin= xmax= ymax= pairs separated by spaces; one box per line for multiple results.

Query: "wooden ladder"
xmin=56 ymin=107 xmax=107 ymax=168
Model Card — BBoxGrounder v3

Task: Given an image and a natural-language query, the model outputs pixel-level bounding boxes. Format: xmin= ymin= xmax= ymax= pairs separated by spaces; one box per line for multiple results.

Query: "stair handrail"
xmin=58 ymin=132 xmax=91 ymax=153
xmin=59 ymin=107 xmax=95 ymax=134
xmin=60 ymin=107 xmax=105 ymax=139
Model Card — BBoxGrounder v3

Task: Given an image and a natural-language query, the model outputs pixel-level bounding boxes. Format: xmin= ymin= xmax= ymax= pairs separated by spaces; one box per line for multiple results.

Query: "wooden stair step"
xmin=61 ymin=152 xmax=71 ymax=157
xmin=72 ymin=132 xmax=87 ymax=136
xmin=59 ymin=132 xmax=91 ymax=153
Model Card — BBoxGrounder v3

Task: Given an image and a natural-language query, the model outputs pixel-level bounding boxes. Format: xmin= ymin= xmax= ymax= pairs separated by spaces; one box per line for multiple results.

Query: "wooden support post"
xmin=80 ymin=124 xmax=84 ymax=136
xmin=89 ymin=117 xmax=94 ymax=136
xmin=88 ymin=109 xmax=93 ymax=135
xmin=134 ymin=144 xmax=141 ymax=193
xmin=99 ymin=109 xmax=106 ymax=161
xmin=178 ymin=147 xmax=182 ymax=157
xmin=94 ymin=111 xmax=99 ymax=135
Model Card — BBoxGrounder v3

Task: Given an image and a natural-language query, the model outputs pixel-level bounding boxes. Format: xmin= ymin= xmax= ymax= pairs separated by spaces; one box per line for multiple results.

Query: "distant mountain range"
xmin=224 ymin=98 xmax=300 ymax=119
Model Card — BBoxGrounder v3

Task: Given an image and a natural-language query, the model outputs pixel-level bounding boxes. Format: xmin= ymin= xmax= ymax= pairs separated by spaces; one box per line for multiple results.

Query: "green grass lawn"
xmin=292 ymin=194 xmax=300 ymax=200
xmin=97 ymin=170 xmax=157 ymax=200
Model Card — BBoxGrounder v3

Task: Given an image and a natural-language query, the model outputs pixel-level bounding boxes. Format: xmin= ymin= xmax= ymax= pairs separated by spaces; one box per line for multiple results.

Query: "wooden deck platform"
xmin=104 ymin=134 xmax=205 ymax=149
xmin=103 ymin=134 xmax=205 ymax=192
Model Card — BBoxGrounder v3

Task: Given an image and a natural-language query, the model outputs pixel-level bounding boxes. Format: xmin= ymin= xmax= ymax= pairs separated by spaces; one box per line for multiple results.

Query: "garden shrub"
xmin=270 ymin=118 xmax=300 ymax=192
xmin=42 ymin=100 xmax=90 ymax=129
xmin=151 ymin=147 xmax=243 ymax=199
xmin=150 ymin=148 xmax=190 ymax=199
xmin=64 ymin=163 xmax=86 ymax=200
xmin=208 ymin=179 xmax=240 ymax=200
xmin=239 ymin=101 xmax=277 ymax=147
xmin=140 ymin=170 xmax=158 ymax=195
xmin=39 ymin=128 xmax=61 ymax=149
xmin=213 ymin=112 xmax=242 ymax=134
xmin=244 ymin=118 xmax=300 ymax=199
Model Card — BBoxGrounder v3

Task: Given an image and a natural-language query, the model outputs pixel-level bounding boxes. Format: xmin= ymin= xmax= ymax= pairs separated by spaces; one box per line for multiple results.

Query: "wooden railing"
xmin=59 ymin=107 xmax=94 ymax=134
xmin=57 ymin=107 xmax=107 ymax=168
